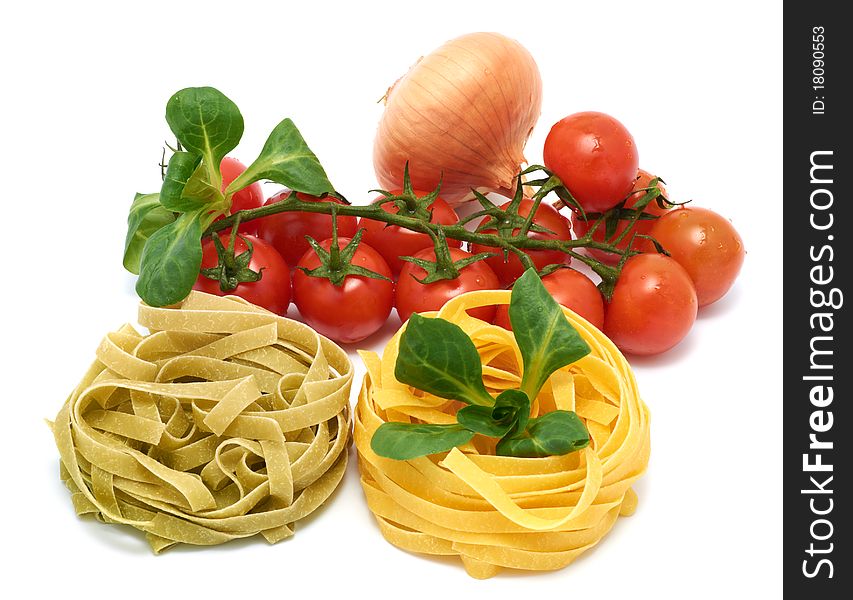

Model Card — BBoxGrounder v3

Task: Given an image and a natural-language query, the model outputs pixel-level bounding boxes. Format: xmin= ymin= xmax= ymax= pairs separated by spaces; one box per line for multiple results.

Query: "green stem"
xmin=204 ymin=190 xmax=646 ymax=298
xmin=326 ymin=204 xmax=342 ymax=269
xmin=428 ymin=229 xmax=460 ymax=279
xmin=207 ymin=197 xmax=623 ymax=254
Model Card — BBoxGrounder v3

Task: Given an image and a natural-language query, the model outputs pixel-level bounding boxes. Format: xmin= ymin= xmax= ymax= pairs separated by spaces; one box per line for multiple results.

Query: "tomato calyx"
xmin=597 ymin=242 xmax=634 ymax=301
xmin=371 ymin=163 xmax=440 ymax=222
xmin=465 ymin=178 xmax=558 ymax=274
xmin=199 ymin=227 xmax=263 ymax=293
xmin=470 ymin=180 xmax=555 ymax=238
xmin=298 ymin=209 xmax=392 ymax=288
xmin=401 ymin=229 xmax=494 ymax=284
xmin=521 ymin=164 xmax=587 ymax=219
xmin=581 ymin=176 xmax=680 ymax=272
xmin=580 ymin=177 xmax=677 ymax=238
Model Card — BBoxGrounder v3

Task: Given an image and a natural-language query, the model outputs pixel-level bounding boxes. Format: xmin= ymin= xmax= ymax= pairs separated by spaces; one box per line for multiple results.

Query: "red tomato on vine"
xmin=292 ymin=238 xmax=393 ymax=344
xmin=193 ymin=234 xmax=291 ymax=315
xmin=643 ymin=207 xmax=744 ymax=306
xmin=604 ymin=254 xmax=697 ymax=355
xmin=544 ymin=112 xmax=639 ymax=214
xmin=395 ymin=247 xmax=500 ymax=322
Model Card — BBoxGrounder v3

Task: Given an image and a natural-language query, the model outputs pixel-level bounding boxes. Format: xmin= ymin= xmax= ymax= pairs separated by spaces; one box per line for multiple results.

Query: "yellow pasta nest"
xmin=50 ymin=292 xmax=352 ymax=552
xmin=355 ymin=290 xmax=651 ymax=578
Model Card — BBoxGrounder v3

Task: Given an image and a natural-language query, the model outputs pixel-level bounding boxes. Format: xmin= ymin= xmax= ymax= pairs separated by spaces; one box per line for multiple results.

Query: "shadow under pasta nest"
xmin=53 ymin=446 xmax=354 ymax=556
xmin=361 ymin=514 xmax=642 ymax=581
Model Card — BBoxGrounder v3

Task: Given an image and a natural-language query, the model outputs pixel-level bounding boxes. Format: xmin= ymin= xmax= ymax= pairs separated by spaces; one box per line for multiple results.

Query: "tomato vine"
xmin=204 ymin=168 xmax=668 ymax=299
xmin=124 ymin=86 xmax=671 ymax=308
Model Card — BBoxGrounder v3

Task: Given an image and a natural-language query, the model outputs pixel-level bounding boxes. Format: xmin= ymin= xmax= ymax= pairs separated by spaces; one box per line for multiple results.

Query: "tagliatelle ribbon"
xmin=354 ymin=290 xmax=650 ymax=578
xmin=49 ymin=292 xmax=352 ymax=552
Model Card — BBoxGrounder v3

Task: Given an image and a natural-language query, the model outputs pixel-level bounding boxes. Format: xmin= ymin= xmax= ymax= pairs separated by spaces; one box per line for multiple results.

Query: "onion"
xmin=373 ymin=32 xmax=542 ymax=206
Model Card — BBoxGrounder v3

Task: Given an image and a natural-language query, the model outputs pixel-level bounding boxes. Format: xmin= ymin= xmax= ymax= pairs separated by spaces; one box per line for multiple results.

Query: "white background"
xmin=2 ymin=1 xmax=782 ymax=598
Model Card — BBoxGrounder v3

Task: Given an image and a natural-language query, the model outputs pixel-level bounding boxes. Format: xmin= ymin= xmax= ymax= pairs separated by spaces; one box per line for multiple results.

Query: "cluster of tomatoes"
xmin=541 ymin=112 xmax=745 ymax=355
xmin=196 ymin=157 xmax=501 ymax=345
xmin=194 ymin=158 xmax=385 ymax=344
xmin=197 ymin=109 xmax=744 ymax=356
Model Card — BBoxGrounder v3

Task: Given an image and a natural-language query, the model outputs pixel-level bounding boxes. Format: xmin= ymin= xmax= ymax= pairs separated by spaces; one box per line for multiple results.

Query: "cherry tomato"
xmin=494 ymin=268 xmax=604 ymax=331
xmin=360 ymin=192 xmax=461 ymax=275
xmin=471 ymin=199 xmax=571 ymax=287
xmin=643 ymin=207 xmax=745 ymax=306
xmin=395 ymin=247 xmax=500 ymax=322
xmin=257 ymin=191 xmax=359 ymax=267
xmin=544 ymin=112 xmax=640 ymax=213
xmin=193 ymin=234 xmax=291 ymax=315
xmin=220 ymin=157 xmax=264 ymax=235
xmin=572 ymin=169 xmax=671 ymax=264
xmin=604 ymin=254 xmax=697 ymax=355
xmin=292 ymin=238 xmax=393 ymax=344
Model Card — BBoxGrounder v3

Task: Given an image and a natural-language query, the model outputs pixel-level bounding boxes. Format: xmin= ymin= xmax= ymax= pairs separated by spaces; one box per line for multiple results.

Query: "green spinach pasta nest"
xmin=49 ymin=292 xmax=352 ymax=552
